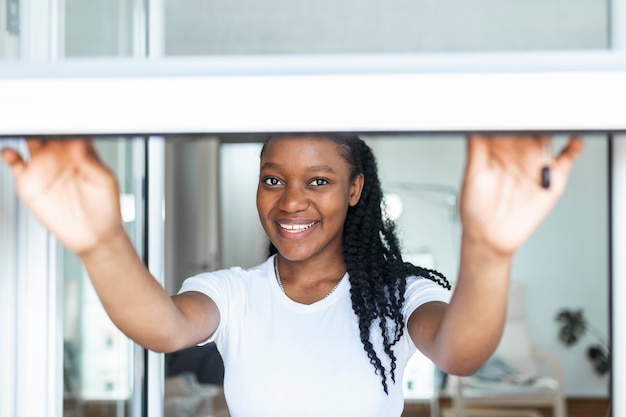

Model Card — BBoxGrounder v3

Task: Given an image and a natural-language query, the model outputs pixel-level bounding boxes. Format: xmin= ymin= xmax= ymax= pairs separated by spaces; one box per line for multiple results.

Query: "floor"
xmin=64 ymin=396 xmax=610 ymax=417
xmin=401 ymin=398 xmax=610 ymax=417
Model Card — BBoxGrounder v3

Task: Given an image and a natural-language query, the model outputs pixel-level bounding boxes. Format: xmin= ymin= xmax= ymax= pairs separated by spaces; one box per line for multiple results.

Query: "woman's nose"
xmin=279 ymin=185 xmax=309 ymax=212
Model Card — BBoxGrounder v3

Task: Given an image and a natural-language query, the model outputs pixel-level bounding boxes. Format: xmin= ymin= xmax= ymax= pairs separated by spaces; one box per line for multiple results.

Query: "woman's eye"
xmin=263 ymin=177 xmax=282 ymax=186
xmin=309 ymin=178 xmax=329 ymax=186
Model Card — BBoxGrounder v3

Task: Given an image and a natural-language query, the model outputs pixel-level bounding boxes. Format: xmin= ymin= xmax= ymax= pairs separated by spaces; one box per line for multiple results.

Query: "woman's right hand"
xmin=1 ymin=138 xmax=125 ymax=257
xmin=2 ymin=138 xmax=220 ymax=351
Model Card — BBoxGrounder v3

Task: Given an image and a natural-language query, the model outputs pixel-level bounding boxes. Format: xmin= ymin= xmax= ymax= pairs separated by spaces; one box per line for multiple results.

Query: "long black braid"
xmin=263 ymin=134 xmax=451 ymax=394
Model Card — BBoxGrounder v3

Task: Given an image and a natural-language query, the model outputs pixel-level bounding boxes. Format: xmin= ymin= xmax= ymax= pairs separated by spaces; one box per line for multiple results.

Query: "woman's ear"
xmin=349 ymin=174 xmax=365 ymax=207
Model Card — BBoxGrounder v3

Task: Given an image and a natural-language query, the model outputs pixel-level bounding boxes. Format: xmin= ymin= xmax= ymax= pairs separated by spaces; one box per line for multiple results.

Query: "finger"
xmin=466 ymin=134 xmax=542 ymax=169
xmin=81 ymin=139 xmax=103 ymax=162
xmin=63 ymin=139 xmax=115 ymax=184
xmin=0 ymin=147 xmax=26 ymax=177
xmin=511 ymin=135 xmax=553 ymax=189
xmin=63 ymin=138 xmax=103 ymax=164
xmin=495 ymin=134 xmax=550 ymax=170
xmin=465 ymin=135 xmax=491 ymax=171
xmin=511 ymin=134 xmax=550 ymax=161
xmin=25 ymin=138 xmax=46 ymax=155
xmin=32 ymin=138 xmax=92 ymax=163
xmin=469 ymin=134 xmax=544 ymax=156
xmin=554 ymin=136 xmax=585 ymax=178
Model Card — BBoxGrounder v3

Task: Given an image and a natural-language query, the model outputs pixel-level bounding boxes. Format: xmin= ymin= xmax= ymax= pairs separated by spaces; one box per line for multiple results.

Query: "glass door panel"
xmin=63 ymin=138 xmax=145 ymax=417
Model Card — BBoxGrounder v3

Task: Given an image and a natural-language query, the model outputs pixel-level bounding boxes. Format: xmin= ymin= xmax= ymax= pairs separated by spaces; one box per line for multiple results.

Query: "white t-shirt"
xmin=179 ymin=255 xmax=450 ymax=417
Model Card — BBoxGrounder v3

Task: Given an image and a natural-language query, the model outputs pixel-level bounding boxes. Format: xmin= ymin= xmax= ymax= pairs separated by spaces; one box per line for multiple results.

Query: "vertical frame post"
xmin=0 ymin=139 xmax=20 ymax=417
xmin=611 ymin=138 xmax=625 ymax=417
xmin=145 ymin=137 xmax=165 ymax=417
xmin=610 ymin=0 xmax=625 ymax=414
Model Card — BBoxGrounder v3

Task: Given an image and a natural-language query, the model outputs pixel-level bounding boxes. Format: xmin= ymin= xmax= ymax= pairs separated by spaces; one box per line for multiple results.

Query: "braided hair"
xmin=263 ymin=134 xmax=451 ymax=394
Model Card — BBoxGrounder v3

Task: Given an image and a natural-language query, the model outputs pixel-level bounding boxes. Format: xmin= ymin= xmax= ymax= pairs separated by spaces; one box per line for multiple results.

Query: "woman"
xmin=1 ymin=133 xmax=583 ymax=416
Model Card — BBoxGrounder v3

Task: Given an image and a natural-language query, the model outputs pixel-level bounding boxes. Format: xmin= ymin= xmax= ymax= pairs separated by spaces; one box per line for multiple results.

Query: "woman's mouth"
xmin=278 ymin=221 xmax=318 ymax=234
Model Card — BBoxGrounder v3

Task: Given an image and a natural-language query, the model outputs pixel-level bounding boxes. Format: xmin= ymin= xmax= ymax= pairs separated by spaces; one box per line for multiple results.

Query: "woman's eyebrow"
xmin=307 ymin=165 xmax=336 ymax=174
xmin=260 ymin=162 xmax=336 ymax=174
xmin=260 ymin=162 xmax=281 ymax=171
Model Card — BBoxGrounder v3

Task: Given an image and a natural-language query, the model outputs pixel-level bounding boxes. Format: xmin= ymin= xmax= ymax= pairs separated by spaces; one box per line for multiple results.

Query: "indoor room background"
xmin=0 ymin=0 xmax=615 ymax=416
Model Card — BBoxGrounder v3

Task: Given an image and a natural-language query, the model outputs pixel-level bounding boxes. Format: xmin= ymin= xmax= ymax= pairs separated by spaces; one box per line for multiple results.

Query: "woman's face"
xmin=256 ymin=136 xmax=364 ymax=263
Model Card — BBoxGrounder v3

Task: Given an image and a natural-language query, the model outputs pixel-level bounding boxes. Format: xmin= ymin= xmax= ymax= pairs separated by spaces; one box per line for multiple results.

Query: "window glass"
xmin=0 ymin=0 xmax=20 ymax=59
xmin=164 ymin=0 xmax=608 ymax=55
xmin=63 ymin=138 xmax=145 ymax=417
xmin=64 ymin=0 xmax=137 ymax=58
xmin=3 ymin=0 xmax=606 ymax=60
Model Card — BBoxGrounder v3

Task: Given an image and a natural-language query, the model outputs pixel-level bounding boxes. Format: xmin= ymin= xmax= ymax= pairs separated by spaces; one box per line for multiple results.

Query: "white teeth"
xmin=279 ymin=222 xmax=316 ymax=233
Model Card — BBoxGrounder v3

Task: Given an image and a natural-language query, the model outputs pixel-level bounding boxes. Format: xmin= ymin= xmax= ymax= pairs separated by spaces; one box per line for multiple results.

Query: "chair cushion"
xmin=494 ymin=320 xmax=538 ymax=380
xmin=165 ymin=373 xmax=200 ymax=398
xmin=164 ymin=396 xmax=203 ymax=417
xmin=491 ymin=281 xmax=538 ymax=379
xmin=462 ymin=376 xmax=561 ymax=395
xmin=472 ymin=356 xmax=535 ymax=384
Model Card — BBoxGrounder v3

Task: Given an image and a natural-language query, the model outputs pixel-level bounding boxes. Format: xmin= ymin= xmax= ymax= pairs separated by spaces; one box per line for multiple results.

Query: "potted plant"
xmin=555 ymin=308 xmax=610 ymax=375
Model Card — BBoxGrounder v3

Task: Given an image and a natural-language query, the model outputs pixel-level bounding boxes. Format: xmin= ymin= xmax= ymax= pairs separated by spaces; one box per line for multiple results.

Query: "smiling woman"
xmin=1 ymin=130 xmax=585 ymax=417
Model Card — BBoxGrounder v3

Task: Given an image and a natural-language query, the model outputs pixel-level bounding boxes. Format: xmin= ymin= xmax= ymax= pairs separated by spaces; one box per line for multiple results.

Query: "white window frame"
xmin=0 ymin=51 xmax=626 ymax=135
xmin=0 ymin=50 xmax=624 ymax=416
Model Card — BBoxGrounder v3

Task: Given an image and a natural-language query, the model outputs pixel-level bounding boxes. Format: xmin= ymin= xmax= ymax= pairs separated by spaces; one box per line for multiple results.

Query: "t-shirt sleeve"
xmin=177 ymin=267 xmax=245 ymax=346
xmin=402 ymin=275 xmax=451 ymax=324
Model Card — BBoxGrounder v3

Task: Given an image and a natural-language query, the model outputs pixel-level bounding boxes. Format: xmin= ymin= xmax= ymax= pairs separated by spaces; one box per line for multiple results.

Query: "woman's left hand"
xmin=459 ymin=134 xmax=584 ymax=256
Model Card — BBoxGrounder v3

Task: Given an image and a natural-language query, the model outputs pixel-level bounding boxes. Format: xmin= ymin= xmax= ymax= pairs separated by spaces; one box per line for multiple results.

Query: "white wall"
xmin=515 ymin=137 xmax=609 ymax=396
xmin=367 ymin=136 xmax=464 ymax=282
xmin=220 ymin=142 xmax=268 ymax=269
xmin=165 ymin=138 xmax=223 ymax=293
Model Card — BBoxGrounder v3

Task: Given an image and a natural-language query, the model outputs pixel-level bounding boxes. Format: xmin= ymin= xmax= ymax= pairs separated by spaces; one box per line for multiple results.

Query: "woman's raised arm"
xmin=1 ymin=138 xmax=219 ymax=352
xmin=408 ymin=135 xmax=584 ymax=375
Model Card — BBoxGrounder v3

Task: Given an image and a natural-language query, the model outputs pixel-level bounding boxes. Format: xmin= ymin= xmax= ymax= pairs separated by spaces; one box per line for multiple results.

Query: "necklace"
xmin=273 ymin=256 xmax=343 ymax=300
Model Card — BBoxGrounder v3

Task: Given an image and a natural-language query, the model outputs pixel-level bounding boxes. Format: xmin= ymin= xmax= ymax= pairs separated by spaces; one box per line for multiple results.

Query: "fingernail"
xmin=541 ymin=166 xmax=551 ymax=189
